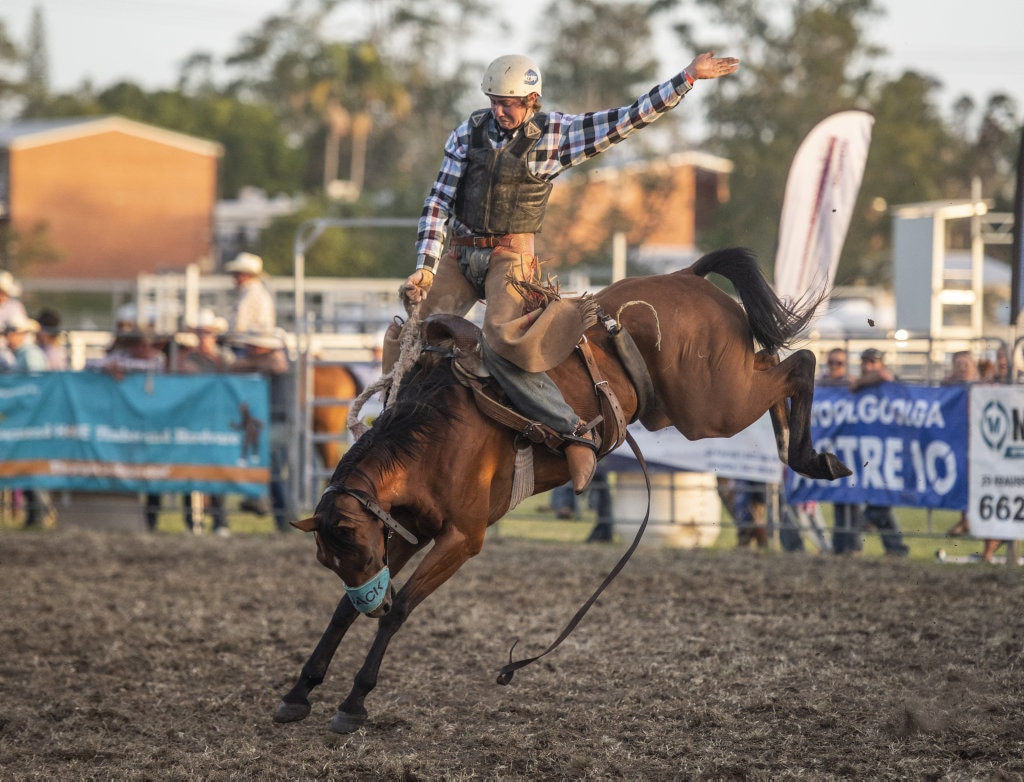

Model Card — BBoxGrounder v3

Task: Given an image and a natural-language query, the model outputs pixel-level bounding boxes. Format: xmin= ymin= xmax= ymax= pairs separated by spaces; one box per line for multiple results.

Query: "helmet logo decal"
xmin=523 ymin=69 xmax=539 ymax=87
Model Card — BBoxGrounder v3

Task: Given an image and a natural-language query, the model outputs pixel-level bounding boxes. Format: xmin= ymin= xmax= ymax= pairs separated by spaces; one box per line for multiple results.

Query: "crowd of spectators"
xmin=1 ymin=256 xmax=295 ymax=535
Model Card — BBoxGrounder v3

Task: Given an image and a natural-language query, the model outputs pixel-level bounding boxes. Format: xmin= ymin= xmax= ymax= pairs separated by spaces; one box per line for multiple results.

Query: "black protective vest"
xmin=454 ymin=110 xmax=552 ymax=235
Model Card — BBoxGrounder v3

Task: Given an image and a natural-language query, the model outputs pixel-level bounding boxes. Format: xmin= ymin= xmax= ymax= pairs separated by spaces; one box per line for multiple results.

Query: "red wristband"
xmin=683 ymin=71 xmax=695 ymax=86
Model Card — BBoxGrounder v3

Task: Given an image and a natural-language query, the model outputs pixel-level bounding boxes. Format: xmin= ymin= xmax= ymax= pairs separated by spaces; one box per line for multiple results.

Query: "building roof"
xmin=0 ymin=115 xmax=222 ymax=157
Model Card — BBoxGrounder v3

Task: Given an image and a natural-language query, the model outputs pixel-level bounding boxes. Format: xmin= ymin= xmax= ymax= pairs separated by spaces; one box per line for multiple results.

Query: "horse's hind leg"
xmin=273 ymin=597 xmax=360 ymax=723
xmin=754 ymin=350 xmax=789 ymax=463
xmin=780 ymin=349 xmax=852 ymax=480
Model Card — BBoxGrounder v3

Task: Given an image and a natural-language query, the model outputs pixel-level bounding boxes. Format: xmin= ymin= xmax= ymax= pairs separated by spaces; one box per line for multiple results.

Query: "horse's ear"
xmin=291 ymin=517 xmax=317 ymax=532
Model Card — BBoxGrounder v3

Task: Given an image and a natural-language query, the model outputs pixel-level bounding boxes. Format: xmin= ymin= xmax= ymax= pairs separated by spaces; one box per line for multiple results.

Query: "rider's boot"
xmin=563 ymin=427 xmax=599 ymax=494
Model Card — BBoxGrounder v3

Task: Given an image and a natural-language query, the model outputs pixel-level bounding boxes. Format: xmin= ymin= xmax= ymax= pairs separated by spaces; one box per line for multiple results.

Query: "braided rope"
xmin=615 ymin=301 xmax=662 ymax=350
xmin=346 ymin=305 xmax=422 ymax=441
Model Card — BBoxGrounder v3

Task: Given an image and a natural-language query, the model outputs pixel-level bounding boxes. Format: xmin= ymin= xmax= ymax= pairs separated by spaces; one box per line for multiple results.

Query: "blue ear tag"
xmin=344 ymin=566 xmax=391 ymax=614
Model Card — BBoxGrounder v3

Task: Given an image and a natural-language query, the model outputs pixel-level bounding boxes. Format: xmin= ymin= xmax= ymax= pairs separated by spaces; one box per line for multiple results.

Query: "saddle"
xmin=421 ymin=313 xmax=652 ymax=458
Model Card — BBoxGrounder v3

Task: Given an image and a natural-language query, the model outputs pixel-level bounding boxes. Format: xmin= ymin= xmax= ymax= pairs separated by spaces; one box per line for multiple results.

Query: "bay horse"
xmin=274 ymin=247 xmax=850 ymax=734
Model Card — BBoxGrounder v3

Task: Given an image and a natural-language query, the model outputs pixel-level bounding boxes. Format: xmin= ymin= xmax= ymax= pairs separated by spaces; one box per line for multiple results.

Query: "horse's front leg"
xmin=328 ymin=600 xmax=406 ymax=733
xmin=273 ymin=594 xmax=360 ymax=723
xmin=328 ymin=530 xmax=483 ymax=733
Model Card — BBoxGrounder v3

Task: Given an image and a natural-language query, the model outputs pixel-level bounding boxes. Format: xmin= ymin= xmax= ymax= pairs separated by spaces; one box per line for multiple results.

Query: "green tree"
xmin=537 ymin=0 xmax=671 ymax=110
xmin=679 ymin=0 xmax=1023 ymax=288
xmin=222 ymin=0 xmax=411 ymax=196
xmin=528 ymin=0 xmax=682 ymax=270
xmin=678 ymin=0 xmax=884 ymax=282
xmin=0 ymin=18 xmax=21 ymax=118
xmin=255 ymin=197 xmax=416 ymax=278
xmin=22 ymin=81 xmax=304 ymax=198
xmin=21 ymin=5 xmax=48 ymax=114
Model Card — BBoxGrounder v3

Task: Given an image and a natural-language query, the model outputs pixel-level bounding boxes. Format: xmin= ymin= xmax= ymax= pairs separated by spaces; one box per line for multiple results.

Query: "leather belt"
xmin=450 ymin=233 xmax=534 ymax=253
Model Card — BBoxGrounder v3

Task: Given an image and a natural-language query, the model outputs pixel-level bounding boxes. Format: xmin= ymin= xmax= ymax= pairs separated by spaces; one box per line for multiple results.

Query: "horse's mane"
xmin=691 ymin=247 xmax=825 ymax=352
xmin=328 ymin=355 xmax=463 ymax=488
xmin=313 ymin=356 xmax=461 ymax=547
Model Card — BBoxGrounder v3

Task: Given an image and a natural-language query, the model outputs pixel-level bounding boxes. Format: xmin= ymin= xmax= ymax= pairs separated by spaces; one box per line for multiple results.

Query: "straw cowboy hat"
xmin=193 ymin=307 xmax=229 ymax=334
xmin=0 ymin=270 xmax=22 ymax=297
xmin=3 ymin=314 xmax=40 ymax=334
xmin=224 ymin=252 xmax=264 ymax=276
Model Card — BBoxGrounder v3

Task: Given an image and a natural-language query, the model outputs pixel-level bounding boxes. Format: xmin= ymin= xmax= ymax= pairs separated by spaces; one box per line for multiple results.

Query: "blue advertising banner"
xmin=0 ymin=372 xmax=270 ymax=494
xmin=786 ymin=383 xmax=968 ymax=510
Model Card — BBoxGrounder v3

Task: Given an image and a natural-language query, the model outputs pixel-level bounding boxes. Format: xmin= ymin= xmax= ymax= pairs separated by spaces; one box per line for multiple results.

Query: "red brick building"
xmin=539 ymin=150 xmax=733 ymax=273
xmin=0 ymin=116 xmax=222 ymax=280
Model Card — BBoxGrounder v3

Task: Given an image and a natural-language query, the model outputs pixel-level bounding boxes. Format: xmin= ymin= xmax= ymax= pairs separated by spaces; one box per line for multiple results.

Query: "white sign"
xmin=968 ymin=386 xmax=1024 ymax=540
xmin=606 ymin=413 xmax=783 ymax=484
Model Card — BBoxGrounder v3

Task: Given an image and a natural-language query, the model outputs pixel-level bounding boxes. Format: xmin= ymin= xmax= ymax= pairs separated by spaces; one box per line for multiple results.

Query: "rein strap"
xmin=496 ymin=429 xmax=652 ymax=685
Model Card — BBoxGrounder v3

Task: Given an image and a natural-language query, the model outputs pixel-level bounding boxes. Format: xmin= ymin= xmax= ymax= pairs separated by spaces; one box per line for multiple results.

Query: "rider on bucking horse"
xmin=384 ymin=50 xmax=740 ymax=494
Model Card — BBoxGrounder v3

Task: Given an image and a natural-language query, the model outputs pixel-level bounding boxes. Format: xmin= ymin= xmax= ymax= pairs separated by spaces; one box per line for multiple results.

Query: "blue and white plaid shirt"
xmin=415 ymin=72 xmax=694 ymax=271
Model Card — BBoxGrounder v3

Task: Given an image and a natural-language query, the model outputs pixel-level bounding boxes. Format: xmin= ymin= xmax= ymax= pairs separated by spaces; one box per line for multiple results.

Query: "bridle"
xmin=320 ymin=484 xmax=419 ymax=545
xmin=319 ymin=484 xmax=419 ymax=615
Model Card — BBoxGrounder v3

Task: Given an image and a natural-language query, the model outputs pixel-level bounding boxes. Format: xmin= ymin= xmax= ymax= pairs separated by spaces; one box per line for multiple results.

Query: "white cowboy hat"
xmin=3 ymin=314 xmax=40 ymax=333
xmin=193 ymin=307 xmax=228 ymax=334
xmin=224 ymin=252 xmax=264 ymax=275
xmin=0 ymin=270 xmax=22 ymax=297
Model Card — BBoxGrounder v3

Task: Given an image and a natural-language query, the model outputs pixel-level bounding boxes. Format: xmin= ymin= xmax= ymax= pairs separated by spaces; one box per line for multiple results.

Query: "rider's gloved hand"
xmin=401 ymin=268 xmax=434 ymax=307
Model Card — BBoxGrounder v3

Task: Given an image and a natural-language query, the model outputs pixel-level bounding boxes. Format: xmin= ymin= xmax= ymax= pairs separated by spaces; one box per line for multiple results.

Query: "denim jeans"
xmin=479 ymin=340 xmax=578 ymax=434
xmin=862 ymin=504 xmax=910 ymax=556
xmin=832 ymin=503 xmax=862 ymax=554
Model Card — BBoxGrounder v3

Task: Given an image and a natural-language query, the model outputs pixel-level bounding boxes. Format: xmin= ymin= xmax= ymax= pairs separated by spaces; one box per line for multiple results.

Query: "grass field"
xmin=1 ymin=485 xmax=1010 ymax=565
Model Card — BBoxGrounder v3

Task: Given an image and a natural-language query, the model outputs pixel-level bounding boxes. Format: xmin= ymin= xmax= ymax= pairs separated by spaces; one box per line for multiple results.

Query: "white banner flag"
xmin=773 ymin=111 xmax=874 ymax=305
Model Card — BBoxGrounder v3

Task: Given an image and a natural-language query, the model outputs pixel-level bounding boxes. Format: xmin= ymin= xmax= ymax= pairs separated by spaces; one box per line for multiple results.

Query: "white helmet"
xmin=481 ymin=55 xmax=542 ymax=98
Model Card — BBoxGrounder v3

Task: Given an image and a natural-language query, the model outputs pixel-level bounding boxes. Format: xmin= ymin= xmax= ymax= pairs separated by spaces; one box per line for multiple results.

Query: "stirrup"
xmin=563 ymin=416 xmax=603 ymax=450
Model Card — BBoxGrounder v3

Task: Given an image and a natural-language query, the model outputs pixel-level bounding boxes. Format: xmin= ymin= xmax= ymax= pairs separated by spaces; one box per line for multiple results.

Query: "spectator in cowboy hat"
xmin=3 ymin=315 xmax=54 ymax=528
xmin=170 ymin=307 xmax=234 ymax=536
xmin=174 ymin=307 xmax=232 ymax=374
xmin=224 ymin=252 xmax=276 ymax=336
xmin=0 ymin=270 xmax=29 ymax=330
xmin=2 ymin=315 xmax=46 ymax=373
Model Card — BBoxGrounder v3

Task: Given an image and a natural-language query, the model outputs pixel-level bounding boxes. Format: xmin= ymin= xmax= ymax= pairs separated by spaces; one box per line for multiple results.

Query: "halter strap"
xmin=321 ymin=485 xmax=419 ymax=545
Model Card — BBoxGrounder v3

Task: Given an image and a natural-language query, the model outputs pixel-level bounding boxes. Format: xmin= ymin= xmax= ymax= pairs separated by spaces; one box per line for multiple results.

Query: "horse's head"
xmin=294 ymin=484 xmax=417 ymax=618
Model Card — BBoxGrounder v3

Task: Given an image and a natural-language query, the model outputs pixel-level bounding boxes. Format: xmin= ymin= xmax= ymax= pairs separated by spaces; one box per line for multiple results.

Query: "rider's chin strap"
xmin=495 ymin=429 xmax=652 ymax=685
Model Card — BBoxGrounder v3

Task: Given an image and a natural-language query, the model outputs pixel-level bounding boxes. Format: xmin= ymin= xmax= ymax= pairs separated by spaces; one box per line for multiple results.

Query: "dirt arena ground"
xmin=2 ymin=526 xmax=1023 ymax=780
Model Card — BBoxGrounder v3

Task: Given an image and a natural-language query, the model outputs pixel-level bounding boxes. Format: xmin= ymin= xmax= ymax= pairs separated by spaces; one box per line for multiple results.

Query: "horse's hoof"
xmin=328 ymin=710 xmax=367 ymax=734
xmin=273 ymin=699 xmax=311 ymax=723
xmin=824 ymin=453 xmax=853 ymax=479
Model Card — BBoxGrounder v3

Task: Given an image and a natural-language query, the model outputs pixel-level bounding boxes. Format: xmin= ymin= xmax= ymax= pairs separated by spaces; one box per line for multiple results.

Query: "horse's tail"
xmin=690 ymin=247 xmax=823 ymax=352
